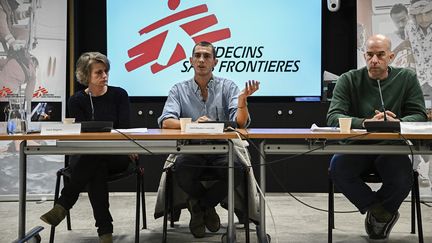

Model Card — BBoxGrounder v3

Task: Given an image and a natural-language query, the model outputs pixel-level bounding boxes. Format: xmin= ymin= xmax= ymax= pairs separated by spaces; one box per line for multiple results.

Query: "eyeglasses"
xmin=365 ymin=51 xmax=387 ymax=60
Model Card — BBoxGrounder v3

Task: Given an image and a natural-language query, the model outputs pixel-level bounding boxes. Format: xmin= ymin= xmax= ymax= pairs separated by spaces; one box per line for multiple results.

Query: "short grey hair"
xmin=75 ymin=52 xmax=110 ymax=86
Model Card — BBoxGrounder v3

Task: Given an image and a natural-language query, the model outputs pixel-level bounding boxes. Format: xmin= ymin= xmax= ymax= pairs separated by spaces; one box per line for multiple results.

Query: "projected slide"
xmin=107 ymin=0 xmax=322 ymax=97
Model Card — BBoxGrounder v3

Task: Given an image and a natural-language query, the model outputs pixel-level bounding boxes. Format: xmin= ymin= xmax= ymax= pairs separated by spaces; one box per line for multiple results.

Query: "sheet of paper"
xmin=112 ymin=128 xmax=148 ymax=133
xmin=310 ymin=123 xmax=340 ymax=132
xmin=400 ymin=122 xmax=432 ymax=134
xmin=310 ymin=123 xmax=366 ymax=133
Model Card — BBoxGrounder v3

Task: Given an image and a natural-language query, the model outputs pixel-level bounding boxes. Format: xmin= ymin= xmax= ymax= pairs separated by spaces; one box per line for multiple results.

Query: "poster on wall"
xmin=0 ymin=0 xmax=67 ymax=197
xmin=357 ymin=0 xmax=432 ymax=200
xmin=0 ymin=0 xmax=66 ymax=122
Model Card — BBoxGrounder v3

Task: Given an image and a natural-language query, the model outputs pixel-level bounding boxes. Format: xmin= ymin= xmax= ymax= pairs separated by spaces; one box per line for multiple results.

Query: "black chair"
xmin=48 ymin=157 xmax=146 ymax=243
xmin=328 ymin=170 xmax=424 ymax=243
xmin=162 ymin=167 xmax=251 ymax=243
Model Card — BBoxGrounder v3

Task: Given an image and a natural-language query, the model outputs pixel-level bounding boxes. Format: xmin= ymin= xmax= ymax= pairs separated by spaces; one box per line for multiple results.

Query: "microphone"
xmin=376 ymin=80 xmax=387 ymax=121
xmin=201 ymin=106 xmax=237 ymax=129
xmin=88 ymin=91 xmax=95 ymax=121
xmin=363 ymin=79 xmax=400 ymax=132
xmin=81 ymin=90 xmax=113 ymax=132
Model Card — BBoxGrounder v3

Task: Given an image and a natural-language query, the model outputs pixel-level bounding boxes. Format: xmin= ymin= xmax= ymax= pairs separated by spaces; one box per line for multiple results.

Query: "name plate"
xmin=41 ymin=123 xmax=81 ymax=135
xmin=185 ymin=123 xmax=224 ymax=134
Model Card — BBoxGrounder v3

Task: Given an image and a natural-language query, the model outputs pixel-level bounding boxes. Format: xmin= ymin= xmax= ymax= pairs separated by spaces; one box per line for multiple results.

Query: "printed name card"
xmin=185 ymin=123 xmax=224 ymax=134
xmin=41 ymin=123 xmax=81 ymax=135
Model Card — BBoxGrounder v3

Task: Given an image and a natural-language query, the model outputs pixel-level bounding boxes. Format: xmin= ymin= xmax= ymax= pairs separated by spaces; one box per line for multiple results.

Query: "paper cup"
xmin=63 ymin=118 xmax=76 ymax=124
xmin=180 ymin=118 xmax=192 ymax=132
xmin=338 ymin=117 xmax=352 ymax=133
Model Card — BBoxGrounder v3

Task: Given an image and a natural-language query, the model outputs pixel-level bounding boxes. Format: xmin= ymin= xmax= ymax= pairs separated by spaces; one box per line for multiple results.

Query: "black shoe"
xmin=236 ymin=209 xmax=246 ymax=225
xmin=365 ymin=210 xmax=400 ymax=240
xmin=187 ymin=199 xmax=206 ymax=238
xmin=204 ymin=207 xmax=220 ymax=232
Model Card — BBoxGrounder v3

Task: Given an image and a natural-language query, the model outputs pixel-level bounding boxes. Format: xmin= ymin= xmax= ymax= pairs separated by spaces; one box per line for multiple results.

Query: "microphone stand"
xmin=363 ymin=79 xmax=400 ymax=132
xmin=80 ymin=90 xmax=113 ymax=132
xmin=377 ymin=80 xmax=387 ymax=121
xmin=88 ymin=91 xmax=95 ymax=121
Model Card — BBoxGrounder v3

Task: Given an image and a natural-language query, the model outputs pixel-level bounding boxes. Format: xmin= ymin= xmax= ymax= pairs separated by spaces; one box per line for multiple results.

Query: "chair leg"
xmin=141 ymin=172 xmax=147 ymax=229
xmin=63 ymin=157 xmax=72 ymax=231
xmin=162 ymin=169 xmax=171 ymax=243
xmin=49 ymin=170 xmax=62 ymax=243
xmin=412 ymin=171 xmax=424 ymax=243
xmin=65 ymin=211 xmax=72 ymax=231
xmin=135 ymin=170 xmax=141 ymax=243
xmin=63 ymin=175 xmax=72 ymax=231
xmin=243 ymin=170 xmax=250 ymax=243
xmin=411 ymin=175 xmax=416 ymax=234
xmin=169 ymin=177 xmax=175 ymax=229
xmin=328 ymin=176 xmax=334 ymax=243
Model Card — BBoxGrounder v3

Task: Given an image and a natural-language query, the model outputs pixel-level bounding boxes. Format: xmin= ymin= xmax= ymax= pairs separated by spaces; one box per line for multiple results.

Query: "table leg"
xmin=18 ymin=140 xmax=27 ymax=239
xmin=258 ymin=140 xmax=269 ymax=243
xmin=227 ymin=140 xmax=236 ymax=242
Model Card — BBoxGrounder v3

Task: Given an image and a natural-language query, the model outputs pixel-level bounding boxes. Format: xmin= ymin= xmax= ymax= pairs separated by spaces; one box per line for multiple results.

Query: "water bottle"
xmin=6 ymin=97 xmax=27 ymax=134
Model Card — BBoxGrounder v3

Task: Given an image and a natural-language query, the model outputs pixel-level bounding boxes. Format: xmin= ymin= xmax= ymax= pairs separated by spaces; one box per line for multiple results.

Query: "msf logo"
xmin=33 ymin=86 xmax=48 ymax=98
xmin=125 ymin=0 xmax=231 ymax=74
xmin=0 ymin=86 xmax=13 ymax=97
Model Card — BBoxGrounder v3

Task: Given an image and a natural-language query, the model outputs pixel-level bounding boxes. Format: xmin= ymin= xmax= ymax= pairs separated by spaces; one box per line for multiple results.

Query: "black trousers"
xmin=173 ymin=154 xmax=244 ymax=208
xmin=330 ymin=154 xmax=413 ymax=214
xmin=57 ymin=155 xmax=130 ymax=236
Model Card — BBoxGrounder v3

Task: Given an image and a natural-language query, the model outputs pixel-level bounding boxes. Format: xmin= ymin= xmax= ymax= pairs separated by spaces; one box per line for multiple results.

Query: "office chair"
xmin=162 ymin=166 xmax=251 ymax=243
xmin=328 ymin=170 xmax=424 ymax=243
xmin=48 ymin=157 xmax=146 ymax=243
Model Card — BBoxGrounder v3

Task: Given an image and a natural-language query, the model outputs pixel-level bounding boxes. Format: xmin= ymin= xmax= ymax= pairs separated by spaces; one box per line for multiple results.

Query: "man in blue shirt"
xmin=158 ymin=41 xmax=259 ymax=238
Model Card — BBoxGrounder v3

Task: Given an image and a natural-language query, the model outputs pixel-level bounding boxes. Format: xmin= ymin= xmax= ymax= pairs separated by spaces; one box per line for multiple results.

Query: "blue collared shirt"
xmin=158 ymin=76 xmax=250 ymax=127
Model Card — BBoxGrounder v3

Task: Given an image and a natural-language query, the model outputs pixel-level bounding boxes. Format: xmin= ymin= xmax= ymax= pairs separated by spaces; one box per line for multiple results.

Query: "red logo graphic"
xmin=33 ymin=86 xmax=48 ymax=98
xmin=125 ymin=0 xmax=231 ymax=74
xmin=0 ymin=86 xmax=13 ymax=97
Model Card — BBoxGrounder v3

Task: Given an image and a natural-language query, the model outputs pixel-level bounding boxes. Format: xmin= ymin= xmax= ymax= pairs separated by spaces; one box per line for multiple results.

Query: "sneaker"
xmin=40 ymin=204 xmax=67 ymax=227
xmin=187 ymin=199 xmax=206 ymax=238
xmin=365 ymin=211 xmax=400 ymax=240
xmin=99 ymin=233 xmax=113 ymax=243
xmin=204 ymin=207 xmax=221 ymax=232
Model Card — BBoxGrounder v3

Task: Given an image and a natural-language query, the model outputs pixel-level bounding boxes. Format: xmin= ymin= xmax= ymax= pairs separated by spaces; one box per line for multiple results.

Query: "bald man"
xmin=327 ymin=34 xmax=427 ymax=240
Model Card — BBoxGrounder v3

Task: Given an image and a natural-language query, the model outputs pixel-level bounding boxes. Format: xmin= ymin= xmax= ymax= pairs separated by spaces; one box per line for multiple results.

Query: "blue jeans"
xmin=329 ymin=154 xmax=413 ymax=214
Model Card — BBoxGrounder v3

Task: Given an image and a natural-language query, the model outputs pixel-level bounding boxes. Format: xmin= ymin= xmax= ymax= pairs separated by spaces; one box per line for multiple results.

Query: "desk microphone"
xmin=363 ymin=79 xmax=400 ymax=132
xmin=377 ymin=80 xmax=387 ymax=121
xmin=81 ymin=90 xmax=113 ymax=132
xmin=88 ymin=91 xmax=95 ymax=121
xmin=201 ymin=106 xmax=237 ymax=129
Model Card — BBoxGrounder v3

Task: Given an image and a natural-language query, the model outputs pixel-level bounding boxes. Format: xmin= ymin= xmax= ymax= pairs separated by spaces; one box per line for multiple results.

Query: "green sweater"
xmin=327 ymin=66 xmax=427 ymax=128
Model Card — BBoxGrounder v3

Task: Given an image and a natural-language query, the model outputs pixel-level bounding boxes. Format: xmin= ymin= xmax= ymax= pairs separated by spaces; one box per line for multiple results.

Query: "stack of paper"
xmin=310 ymin=123 xmax=340 ymax=132
xmin=400 ymin=122 xmax=432 ymax=134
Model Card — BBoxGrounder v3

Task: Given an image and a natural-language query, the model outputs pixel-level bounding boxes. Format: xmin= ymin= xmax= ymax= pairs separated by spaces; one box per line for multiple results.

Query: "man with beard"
xmin=158 ymin=41 xmax=259 ymax=238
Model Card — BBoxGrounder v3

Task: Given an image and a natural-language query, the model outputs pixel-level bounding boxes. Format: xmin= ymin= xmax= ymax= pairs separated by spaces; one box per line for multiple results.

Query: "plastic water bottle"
xmin=6 ymin=97 xmax=27 ymax=134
